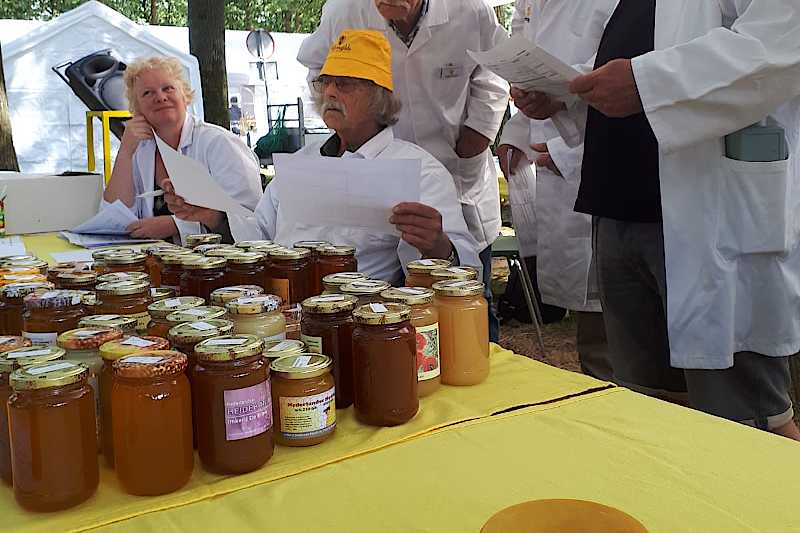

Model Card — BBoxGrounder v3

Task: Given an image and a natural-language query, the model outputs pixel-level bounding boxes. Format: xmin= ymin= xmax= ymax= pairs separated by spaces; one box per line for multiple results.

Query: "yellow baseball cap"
xmin=320 ymin=30 xmax=393 ymax=91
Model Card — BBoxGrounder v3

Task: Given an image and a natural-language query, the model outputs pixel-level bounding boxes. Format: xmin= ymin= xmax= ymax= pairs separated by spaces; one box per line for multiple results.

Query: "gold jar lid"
xmin=0 ymin=346 xmax=63 ymax=372
xmin=250 ymin=244 xmax=280 ymax=254
xmin=166 ymin=305 xmax=227 ymax=323
xmin=432 ymin=279 xmax=485 ymax=297
xmin=3 ymin=258 xmax=48 ymax=272
xmin=57 ymin=327 xmax=123 ymax=350
xmin=113 ymin=350 xmax=187 ymax=378
xmin=226 ymin=294 xmax=282 ymax=315
xmin=185 ymin=233 xmax=222 ymax=247
xmin=210 ymin=285 xmax=265 ymax=305
xmin=293 ymin=240 xmax=332 ymax=251
xmin=160 ymin=253 xmax=203 ymax=266
xmin=225 ymin=251 xmax=266 ymax=264
xmin=353 ymin=302 xmax=411 ymax=325
xmin=318 ymin=245 xmax=356 ymax=256
xmin=148 ymin=296 xmax=205 ymax=319
xmin=145 ymin=243 xmax=184 ymax=256
xmin=80 ymin=314 xmax=139 ymax=331
xmin=168 ymin=319 xmax=234 ymax=344
xmin=301 ymin=294 xmax=359 ymax=314
xmin=431 ymin=266 xmax=479 ymax=282
xmin=182 ymin=256 xmax=227 ymax=270
xmin=381 ymin=287 xmax=434 ymax=306
xmin=195 ymin=334 xmax=264 ymax=361
xmin=270 ymin=353 xmax=332 ymax=380
xmin=10 ymin=360 xmax=88 ymax=390
xmin=24 ymin=289 xmax=83 ymax=309
xmin=263 ymin=339 xmax=305 ymax=359
xmin=96 ymin=280 xmax=150 ymax=296
xmin=203 ymin=247 xmax=244 ymax=259
xmin=96 ymin=271 xmax=150 ymax=284
xmin=57 ymin=271 xmax=98 ymax=286
xmin=92 ymin=247 xmax=137 ymax=260
xmin=1 ymin=281 xmax=54 ymax=299
xmin=99 ymin=336 xmax=170 ymax=361
xmin=193 ymin=243 xmax=234 ymax=255
xmin=0 ymin=273 xmax=47 ymax=285
xmin=407 ymin=258 xmax=452 ymax=274
xmin=322 ymin=272 xmax=367 ymax=288
xmin=0 ymin=255 xmax=38 ymax=265
xmin=0 ymin=336 xmax=32 ymax=354
xmin=154 ymin=248 xmax=195 ymax=260
xmin=341 ymin=279 xmax=391 ymax=296
xmin=49 ymin=262 xmax=92 ymax=276
xmin=150 ymin=287 xmax=176 ymax=301
xmin=235 ymin=240 xmax=274 ymax=250
xmin=1 ymin=267 xmax=40 ymax=277
xmin=103 ymin=251 xmax=147 ymax=265
xmin=269 ymin=247 xmax=310 ymax=260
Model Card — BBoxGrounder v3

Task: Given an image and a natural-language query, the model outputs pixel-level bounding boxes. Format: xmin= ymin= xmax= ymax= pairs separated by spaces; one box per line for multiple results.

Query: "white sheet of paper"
xmin=72 ymin=200 xmax=137 ymax=236
xmin=508 ymin=163 xmax=538 ymax=257
xmin=50 ymin=250 xmax=95 ymax=263
xmin=0 ymin=236 xmax=27 ymax=258
xmin=59 ymin=232 xmax=157 ymax=248
xmin=272 ymin=154 xmax=422 ymax=235
xmin=154 ymin=134 xmax=254 ymax=218
xmin=467 ymin=34 xmax=580 ymax=101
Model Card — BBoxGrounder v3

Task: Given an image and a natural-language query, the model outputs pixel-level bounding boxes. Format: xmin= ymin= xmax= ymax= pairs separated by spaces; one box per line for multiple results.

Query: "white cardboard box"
xmin=0 ymin=172 xmax=103 ymax=234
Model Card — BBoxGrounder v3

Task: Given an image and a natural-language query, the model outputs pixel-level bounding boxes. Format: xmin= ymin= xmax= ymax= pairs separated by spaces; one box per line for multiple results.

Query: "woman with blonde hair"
xmin=104 ymin=56 xmax=262 ymax=243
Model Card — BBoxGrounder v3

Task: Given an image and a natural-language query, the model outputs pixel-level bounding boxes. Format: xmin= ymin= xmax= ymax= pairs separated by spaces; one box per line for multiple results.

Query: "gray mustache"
xmin=321 ymin=101 xmax=347 ymax=117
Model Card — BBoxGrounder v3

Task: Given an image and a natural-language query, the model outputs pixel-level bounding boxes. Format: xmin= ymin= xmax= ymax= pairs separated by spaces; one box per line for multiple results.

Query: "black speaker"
xmin=52 ymin=50 xmax=129 ymax=139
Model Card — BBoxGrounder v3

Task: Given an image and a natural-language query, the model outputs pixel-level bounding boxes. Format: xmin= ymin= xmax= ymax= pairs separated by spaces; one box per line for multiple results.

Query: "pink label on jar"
xmin=224 ymin=380 xmax=272 ymax=441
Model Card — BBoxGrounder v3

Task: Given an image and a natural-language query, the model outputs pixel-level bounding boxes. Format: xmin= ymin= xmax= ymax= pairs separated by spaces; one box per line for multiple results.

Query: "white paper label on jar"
xmin=183 ymin=308 xmax=210 ymax=316
xmin=189 ymin=321 xmax=216 ymax=331
xmin=123 ymin=356 xmax=164 ymax=364
xmin=369 ymin=303 xmax=388 ymax=313
xmin=40 ymin=291 xmax=60 ymax=299
xmin=314 ymin=295 xmax=345 ymax=302
xmin=448 ymin=281 xmax=473 ymax=287
xmin=447 ymin=267 xmax=469 ymax=274
xmin=397 ymin=288 xmax=426 ymax=295
xmin=28 ymin=361 xmax=76 ymax=375
xmin=300 ymin=334 xmax=322 ymax=354
xmin=22 ymin=331 xmax=58 ymax=346
xmin=417 ymin=259 xmax=436 ymax=266
xmin=74 ymin=330 xmax=104 ymax=338
xmin=264 ymin=332 xmax=287 ymax=342
xmin=268 ymin=340 xmax=295 ymax=353
xmin=121 ymin=336 xmax=156 ymax=347
xmin=164 ymin=298 xmax=183 ymax=308
xmin=7 ymin=348 xmax=54 ymax=358
xmin=91 ymin=315 xmax=120 ymax=321
xmin=0 ymin=336 xmax=14 ymax=344
xmin=239 ymin=296 xmax=271 ymax=304
xmin=291 ymin=355 xmax=312 ymax=368
xmin=206 ymin=338 xmax=248 ymax=346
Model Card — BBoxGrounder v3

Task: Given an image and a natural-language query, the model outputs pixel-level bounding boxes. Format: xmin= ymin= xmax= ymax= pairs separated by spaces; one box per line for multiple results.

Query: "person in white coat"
xmin=105 ymin=56 xmax=262 ymax=246
xmin=297 ymin=0 xmax=509 ymax=341
xmin=498 ymin=0 xmax=617 ymax=380
xmin=518 ymin=0 xmax=800 ymax=439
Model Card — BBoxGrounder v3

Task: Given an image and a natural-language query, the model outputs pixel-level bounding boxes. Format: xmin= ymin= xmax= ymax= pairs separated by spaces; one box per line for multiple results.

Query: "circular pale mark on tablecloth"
xmin=481 ymin=499 xmax=648 ymax=533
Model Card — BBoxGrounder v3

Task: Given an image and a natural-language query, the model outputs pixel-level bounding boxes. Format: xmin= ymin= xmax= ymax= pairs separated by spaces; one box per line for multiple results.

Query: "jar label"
xmin=91 ymin=315 xmax=120 ymax=321
xmin=164 ymin=298 xmax=183 ymax=308
xmin=279 ymin=388 xmax=336 ymax=439
xmin=27 ymin=361 xmax=76 ymax=375
xmin=270 ymin=278 xmax=290 ymax=305
xmin=121 ymin=336 xmax=156 ymax=348
xmin=300 ymin=334 xmax=322 ymax=354
xmin=416 ymin=323 xmax=440 ymax=381
xmin=224 ymin=381 xmax=272 ymax=441
xmin=22 ymin=331 xmax=58 ymax=346
xmin=265 ymin=332 xmax=287 ymax=342
xmin=188 ymin=321 xmax=216 ymax=331
xmin=123 ymin=356 xmax=164 ymax=364
xmin=7 ymin=348 xmax=53 ymax=358
xmin=183 ymin=308 xmax=210 ymax=317
xmin=268 ymin=340 xmax=295 ymax=353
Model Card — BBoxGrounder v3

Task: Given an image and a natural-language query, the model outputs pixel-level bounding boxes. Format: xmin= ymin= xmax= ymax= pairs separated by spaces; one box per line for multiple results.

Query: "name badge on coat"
xmin=439 ymin=63 xmax=464 ymax=79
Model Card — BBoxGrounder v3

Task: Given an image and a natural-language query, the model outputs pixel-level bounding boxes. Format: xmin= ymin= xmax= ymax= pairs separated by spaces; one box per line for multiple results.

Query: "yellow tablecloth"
xmin=4 ymin=346 xmax=610 ymax=533
xmin=101 ymin=388 xmax=800 ymax=533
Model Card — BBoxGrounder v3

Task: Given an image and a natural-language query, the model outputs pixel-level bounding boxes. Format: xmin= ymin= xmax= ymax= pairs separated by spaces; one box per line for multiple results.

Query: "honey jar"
xmin=185 ymin=233 xmax=222 ymax=248
xmin=0 ymin=282 xmax=54 ymax=335
xmin=96 ymin=271 xmax=150 ymax=285
xmin=405 ymin=259 xmax=452 ymax=288
xmin=97 ymin=251 xmax=148 ymax=275
xmin=150 ymin=286 xmax=176 ymax=302
xmin=95 ymin=280 xmax=153 ymax=333
xmin=226 ymin=295 xmax=286 ymax=342
xmin=22 ymin=289 xmax=85 ymax=345
xmin=293 ymin=240 xmax=332 ymax=296
xmin=267 ymin=247 xmax=313 ymax=305
xmin=210 ymin=285 xmax=264 ymax=306
xmin=341 ymin=279 xmax=391 ymax=306
xmin=154 ymin=249 xmax=197 ymax=293
xmin=147 ymin=296 xmax=205 ymax=338
xmin=223 ymin=251 xmax=267 ymax=289
xmin=321 ymin=272 xmax=367 ymax=294
xmin=180 ymin=257 xmax=228 ymax=302
xmin=56 ymin=271 xmax=98 ymax=291
xmin=79 ymin=314 xmax=138 ymax=335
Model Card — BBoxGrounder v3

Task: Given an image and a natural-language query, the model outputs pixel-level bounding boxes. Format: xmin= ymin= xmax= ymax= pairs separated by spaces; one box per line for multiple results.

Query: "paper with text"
xmin=72 ymin=200 xmax=137 ymax=236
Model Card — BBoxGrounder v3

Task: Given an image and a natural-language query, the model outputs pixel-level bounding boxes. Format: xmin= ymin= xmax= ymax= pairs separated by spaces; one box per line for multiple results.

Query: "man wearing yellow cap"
xmin=299 ymin=0 xmax=509 ymax=341
xmin=234 ymin=30 xmax=479 ymax=285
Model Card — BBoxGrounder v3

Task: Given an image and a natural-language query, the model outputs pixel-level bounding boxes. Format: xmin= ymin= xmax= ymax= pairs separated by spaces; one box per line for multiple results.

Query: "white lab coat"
xmin=500 ymin=0 xmax=616 ymax=312
xmin=555 ymin=0 xmax=800 ymax=369
xmin=109 ymin=114 xmax=263 ymax=245
xmin=236 ymin=127 xmax=480 ymax=286
xmin=297 ymin=0 xmax=509 ymax=251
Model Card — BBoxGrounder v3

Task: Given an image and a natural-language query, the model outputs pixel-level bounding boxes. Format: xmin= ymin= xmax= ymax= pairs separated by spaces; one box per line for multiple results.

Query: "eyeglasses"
xmin=311 ymin=76 xmax=365 ymax=94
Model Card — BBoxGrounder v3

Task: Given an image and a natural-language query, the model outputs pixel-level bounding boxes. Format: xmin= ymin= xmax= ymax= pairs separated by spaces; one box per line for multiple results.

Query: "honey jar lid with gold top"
xmin=96 ymin=271 xmax=149 ymax=284
xmin=203 ymin=247 xmax=245 ymax=259
xmin=58 ymin=327 xmax=124 ymax=351
xmin=353 ymin=302 xmax=411 ymax=325
xmin=57 ymin=271 xmax=98 ymax=287
xmin=210 ymin=285 xmax=264 ymax=305
xmin=380 ymin=287 xmax=434 ymax=306
xmin=168 ymin=319 xmax=234 ymax=345
xmin=113 ymin=351 xmax=187 ymax=378
xmin=2 ymin=257 xmax=48 ymax=272
xmin=160 ymin=253 xmax=203 ymax=266
xmin=293 ymin=240 xmax=332 ymax=251
xmin=150 ymin=287 xmax=176 ymax=302
xmin=145 ymin=243 xmax=184 ymax=256
xmin=301 ymin=294 xmax=359 ymax=314
xmin=185 ymin=233 xmax=222 ymax=247
xmin=430 ymin=266 xmax=479 ymax=282
xmin=235 ymin=240 xmax=274 ymax=250
xmin=1 ymin=281 xmax=54 ymax=299
xmin=0 ymin=345 xmax=63 ymax=372
xmin=263 ymin=339 xmax=305 ymax=359
xmin=432 ymin=279 xmax=485 ymax=297
xmin=317 ymin=245 xmax=356 ymax=256
xmin=268 ymin=247 xmax=310 ymax=260
xmin=148 ymin=296 xmax=205 ymax=319
xmin=224 ymin=251 xmax=266 ymax=264
xmin=225 ymin=294 xmax=282 ymax=315
xmin=406 ymin=258 xmax=452 ymax=274
xmin=195 ymin=334 xmax=264 ymax=361
xmin=79 ymin=314 xmax=138 ymax=332
xmin=95 ymin=280 xmax=150 ymax=296
xmin=193 ymin=244 xmax=234 ymax=255
xmin=341 ymin=279 xmax=390 ymax=296
xmin=102 ymin=251 xmax=147 ymax=265
xmin=322 ymin=272 xmax=367 ymax=288
xmin=154 ymin=247 xmax=195 ymax=260
xmin=166 ymin=305 xmax=227 ymax=324
xmin=181 ymin=256 xmax=227 ymax=270
xmin=10 ymin=360 xmax=88 ymax=391
xmin=270 ymin=353 xmax=332 ymax=380
xmin=100 ymin=336 xmax=171 ymax=361
xmin=0 ymin=336 xmax=32 ymax=354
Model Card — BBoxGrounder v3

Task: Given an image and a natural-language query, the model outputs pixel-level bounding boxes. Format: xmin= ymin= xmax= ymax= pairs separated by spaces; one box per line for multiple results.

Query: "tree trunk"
xmin=149 ymin=0 xmax=158 ymax=25
xmin=0 ymin=41 xmax=19 ymax=172
xmin=188 ymin=0 xmax=229 ymax=128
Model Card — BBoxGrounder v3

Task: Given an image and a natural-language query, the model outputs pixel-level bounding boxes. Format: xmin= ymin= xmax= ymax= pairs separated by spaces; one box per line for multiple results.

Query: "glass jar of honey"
xmin=235 ymin=240 xmax=274 ymax=251
xmin=180 ymin=257 xmax=228 ymax=302
xmin=341 ymin=279 xmax=391 ymax=307
xmin=0 ymin=282 xmax=54 ymax=335
xmin=98 ymin=251 xmax=148 ymax=275
xmin=433 ymin=280 xmax=489 ymax=386
xmin=95 ymin=280 xmax=153 ymax=333
xmin=210 ymin=285 xmax=264 ymax=306
xmin=223 ymin=251 xmax=267 ymax=288
xmin=154 ymin=249 xmax=196 ymax=293
xmin=317 ymin=245 xmax=358 ymax=286
xmin=147 ymin=296 xmax=205 ymax=338
xmin=3 ymin=257 xmax=48 ymax=275
xmin=293 ymin=240 xmax=332 ymax=296
xmin=92 ymin=248 xmax=136 ymax=273
xmin=0 ymin=335 xmax=32 ymax=353
xmin=321 ymin=272 xmax=367 ymax=294
xmin=269 ymin=354 xmax=336 ymax=446
xmin=352 ymin=303 xmax=418 ymax=426
xmin=8 ymin=360 xmax=98 ymax=511
xmin=99 ymin=335 xmax=170 ymax=466
xmin=145 ymin=243 xmax=183 ymax=286
xmin=112 ymin=351 xmax=193 ymax=495
xmin=226 ymin=295 xmax=286 ymax=342
xmin=405 ymin=259 xmax=452 ymax=288
xmin=263 ymin=339 xmax=305 ymax=361
xmin=430 ymin=266 xmax=479 ymax=284
xmin=47 ymin=262 xmax=91 ymax=285
xmin=168 ymin=319 xmax=235 ymax=373
xmin=185 ymin=233 xmax=222 ymax=248
xmin=300 ymin=294 xmax=358 ymax=409
xmin=381 ymin=287 xmax=441 ymax=397
xmin=96 ymin=271 xmax=150 ymax=285
xmin=22 ymin=289 xmax=85 ymax=345
xmin=193 ymin=335 xmax=273 ymax=474
xmin=150 ymin=286 xmax=176 ymax=302
xmin=0 ymin=345 xmax=62 ymax=485
xmin=267 ymin=248 xmax=313 ymax=305
xmin=80 ymin=314 xmax=138 ymax=335
xmin=282 ymin=303 xmax=303 ymax=341
xmin=56 ymin=271 xmax=98 ymax=291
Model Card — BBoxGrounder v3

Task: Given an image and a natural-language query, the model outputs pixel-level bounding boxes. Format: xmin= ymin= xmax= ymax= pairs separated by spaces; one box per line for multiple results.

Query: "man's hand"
xmin=127 ymin=216 xmax=178 ymax=239
xmin=497 ymin=144 xmax=526 ymax=177
xmin=390 ymin=202 xmax=453 ymax=259
xmin=511 ymin=87 xmax=566 ymax=120
xmin=120 ymin=115 xmax=154 ymax=155
xmin=162 ymin=179 xmax=224 ymax=230
xmin=569 ymin=59 xmax=643 ymax=118
xmin=455 ymin=126 xmax=490 ymax=159
xmin=531 ymin=143 xmax=562 ymax=177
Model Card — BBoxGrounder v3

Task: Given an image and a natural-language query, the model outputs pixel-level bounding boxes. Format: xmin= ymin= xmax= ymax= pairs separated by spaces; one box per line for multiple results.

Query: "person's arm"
xmin=104 ymin=115 xmax=153 ymax=208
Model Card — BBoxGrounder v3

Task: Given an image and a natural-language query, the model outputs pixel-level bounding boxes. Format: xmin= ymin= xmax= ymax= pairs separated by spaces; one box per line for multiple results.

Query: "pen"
xmin=506 ymin=147 xmax=515 ymax=177
xmin=136 ymin=190 xmax=165 ymax=199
